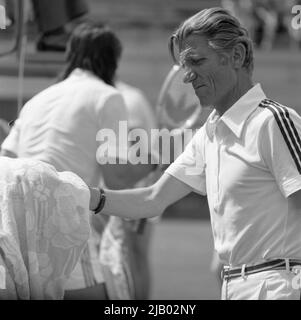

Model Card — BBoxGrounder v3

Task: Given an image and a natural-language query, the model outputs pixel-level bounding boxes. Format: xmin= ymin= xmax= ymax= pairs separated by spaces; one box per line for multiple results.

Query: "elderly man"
xmin=94 ymin=7 xmax=301 ymax=300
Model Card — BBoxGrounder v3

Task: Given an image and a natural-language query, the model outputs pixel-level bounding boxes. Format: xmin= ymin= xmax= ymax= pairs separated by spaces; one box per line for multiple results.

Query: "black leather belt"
xmin=222 ymin=259 xmax=301 ymax=281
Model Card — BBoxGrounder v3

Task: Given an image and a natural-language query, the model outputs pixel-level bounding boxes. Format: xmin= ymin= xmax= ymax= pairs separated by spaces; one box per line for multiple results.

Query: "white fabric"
xmin=99 ymin=216 xmax=134 ymax=300
xmin=99 ymin=82 xmax=158 ymax=299
xmin=1 ymin=68 xmax=128 ymax=290
xmin=221 ymin=269 xmax=301 ymax=300
xmin=0 ymin=157 xmax=90 ymax=299
xmin=116 ymin=81 xmax=159 ymax=166
xmin=166 ymin=83 xmax=301 ymax=267
xmin=116 ymin=81 xmax=157 ymax=138
xmin=2 ymin=68 xmax=128 ymax=187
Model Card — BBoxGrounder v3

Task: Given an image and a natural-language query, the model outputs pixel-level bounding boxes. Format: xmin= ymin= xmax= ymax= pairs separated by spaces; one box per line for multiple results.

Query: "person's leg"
xmin=32 ymin=0 xmax=70 ymax=51
xmin=64 ymin=0 xmax=89 ymax=21
xmin=98 ymin=217 xmax=153 ymax=300
xmin=32 ymin=0 xmax=89 ymax=51
xmin=64 ymin=236 xmax=109 ymax=300
xmin=64 ymin=283 xmax=109 ymax=300
xmin=126 ymin=221 xmax=153 ymax=300
xmin=261 ymin=12 xmax=278 ymax=50
xmin=32 ymin=0 xmax=67 ymax=34
xmin=4 ymin=0 xmax=15 ymax=26
xmin=63 ymin=0 xmax=90 ymax=35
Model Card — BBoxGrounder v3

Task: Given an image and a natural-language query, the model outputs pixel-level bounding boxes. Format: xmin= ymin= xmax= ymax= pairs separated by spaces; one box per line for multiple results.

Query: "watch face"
xmin=156 ymin=65 xmax=213 ymax=130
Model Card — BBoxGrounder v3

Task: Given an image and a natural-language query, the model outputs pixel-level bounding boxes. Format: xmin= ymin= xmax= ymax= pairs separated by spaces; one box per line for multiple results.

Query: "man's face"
xmin=179 ymin=34 xmax=237 ymax=108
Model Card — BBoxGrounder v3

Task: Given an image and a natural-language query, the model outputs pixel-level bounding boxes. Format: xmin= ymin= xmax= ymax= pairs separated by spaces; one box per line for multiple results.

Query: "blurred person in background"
xmin=221 ymin=0 xmax=255 ymax=40
xmin=285 ymin=0 xmax=301 ymax=50
xmin=0 ymin=22 xmax=155 ymax=299
xmin=0 ymin=0 xmax=89 ymax=50
xmin=32 ymin=0 xmax=90 ymax=51
xmin=252 ymin=0 xmax=279 ymax=50
xmin=99 ymin=80 xmax=158 ymax=300
xmin=0 ymin=0 xmax=16 ymax=28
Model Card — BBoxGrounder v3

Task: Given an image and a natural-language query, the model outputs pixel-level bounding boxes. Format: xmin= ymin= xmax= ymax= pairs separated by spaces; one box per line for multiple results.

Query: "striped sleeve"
xmin=259 ymin=99 xmax=301 ymax=197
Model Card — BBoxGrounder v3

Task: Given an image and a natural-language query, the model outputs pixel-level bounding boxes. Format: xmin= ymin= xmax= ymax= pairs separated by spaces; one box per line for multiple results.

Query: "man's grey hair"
xmin=169 ymin=7 xmax=254 ymax=73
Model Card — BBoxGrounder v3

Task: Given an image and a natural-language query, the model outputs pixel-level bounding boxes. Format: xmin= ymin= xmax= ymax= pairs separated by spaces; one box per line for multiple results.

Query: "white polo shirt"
xmin=2 ymin=68 xmax=128 ymax=187
xmin=166 ymin=84 xmax=301 ymax=267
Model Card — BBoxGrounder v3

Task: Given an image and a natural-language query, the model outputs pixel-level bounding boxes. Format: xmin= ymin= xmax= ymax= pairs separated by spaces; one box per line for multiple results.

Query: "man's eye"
xmin=191 ymin=58 xmax=205 ymax=65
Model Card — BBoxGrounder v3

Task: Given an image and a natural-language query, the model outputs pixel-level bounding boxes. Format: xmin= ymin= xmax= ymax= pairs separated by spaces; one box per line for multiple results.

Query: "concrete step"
xmin=0 ymin=39 xmax=65 ymax=78
xmin=0 ymin=40 xmax=64 ymax=121
xmin=87 ymin=0 xmax=221 ymax=28
xmin=0 ymin=56 xmax=63 ymax=78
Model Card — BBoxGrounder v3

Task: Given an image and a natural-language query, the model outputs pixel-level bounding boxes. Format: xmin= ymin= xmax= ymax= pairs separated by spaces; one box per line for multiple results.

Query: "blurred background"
xmin=0 ymin=0 xmax=300 ymax=299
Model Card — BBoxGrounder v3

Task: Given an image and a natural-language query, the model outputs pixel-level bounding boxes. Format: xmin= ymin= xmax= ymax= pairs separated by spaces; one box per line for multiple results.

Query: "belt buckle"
xmin=292 ymin=265 xmax=301 ymax=275
xmin=222 ymin=266 xmax=230 ymax=281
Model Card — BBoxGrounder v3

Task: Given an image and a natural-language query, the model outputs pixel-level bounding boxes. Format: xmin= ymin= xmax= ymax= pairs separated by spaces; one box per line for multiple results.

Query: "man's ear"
xmin=231 ymin=43 xmax=246 ymax=69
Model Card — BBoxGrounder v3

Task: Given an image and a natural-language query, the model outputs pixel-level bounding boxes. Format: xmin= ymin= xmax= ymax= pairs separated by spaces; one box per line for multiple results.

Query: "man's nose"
xmin=183 ymin=70 xmax=197 ymax=83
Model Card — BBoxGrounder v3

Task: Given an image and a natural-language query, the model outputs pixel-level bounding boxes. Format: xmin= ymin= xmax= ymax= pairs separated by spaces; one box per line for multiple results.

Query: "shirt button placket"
xmin=213 ymin=133 xmax=220 ymax=213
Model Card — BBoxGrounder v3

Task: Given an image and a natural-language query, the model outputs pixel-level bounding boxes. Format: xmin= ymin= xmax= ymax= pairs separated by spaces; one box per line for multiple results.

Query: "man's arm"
xmin=90 ymin=173 xmax=192 ymax=220
xmin=90 ymin=160 xmax=157 ymax=235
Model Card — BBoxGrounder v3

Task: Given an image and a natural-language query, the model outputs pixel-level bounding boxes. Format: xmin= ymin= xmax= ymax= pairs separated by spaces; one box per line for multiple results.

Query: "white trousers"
xmin=221 ymin=269 xmax=301 ymax=300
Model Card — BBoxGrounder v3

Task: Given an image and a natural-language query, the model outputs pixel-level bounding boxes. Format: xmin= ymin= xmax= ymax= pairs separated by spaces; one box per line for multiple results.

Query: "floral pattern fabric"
xmin=0 ymin=157 xmax=91 ymax=299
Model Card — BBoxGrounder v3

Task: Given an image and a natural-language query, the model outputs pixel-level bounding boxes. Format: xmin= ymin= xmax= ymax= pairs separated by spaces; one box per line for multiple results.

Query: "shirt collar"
xmin=219 ymin=83 xmax=266 ymax=138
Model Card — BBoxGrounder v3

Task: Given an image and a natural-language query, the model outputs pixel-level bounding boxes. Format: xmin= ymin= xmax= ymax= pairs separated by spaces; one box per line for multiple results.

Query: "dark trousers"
xmin=32 ymin=0 xmax=89 ymax=33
